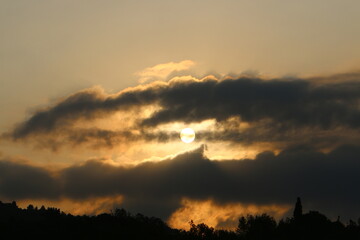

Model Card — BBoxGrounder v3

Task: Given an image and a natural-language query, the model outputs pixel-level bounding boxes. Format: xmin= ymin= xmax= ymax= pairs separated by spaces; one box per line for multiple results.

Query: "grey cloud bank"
xmin=1 ymin=144 xmax=360 ymax=220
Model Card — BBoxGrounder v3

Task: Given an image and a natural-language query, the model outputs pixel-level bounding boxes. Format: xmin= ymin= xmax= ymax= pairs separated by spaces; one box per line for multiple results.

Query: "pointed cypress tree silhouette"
xmin=293 ymin=197 xmax=303 ymax=219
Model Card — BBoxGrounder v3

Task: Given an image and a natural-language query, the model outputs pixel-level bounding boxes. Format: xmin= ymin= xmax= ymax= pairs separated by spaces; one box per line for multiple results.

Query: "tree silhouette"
xmin=293 ymin=197 xmax=302 ymax=220
xmin=0 ymin=198 xmax=359 ymax=239
xmin=237 ymin=214 xmax=277 ymax=240
xmin=189 ymin=220 xmax=215 ymax=240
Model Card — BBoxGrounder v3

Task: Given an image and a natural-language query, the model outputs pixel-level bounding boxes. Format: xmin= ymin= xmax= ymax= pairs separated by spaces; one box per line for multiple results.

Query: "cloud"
xmin=0 ymin=160 xmax=60 ymax=200
xmin=196 ymin=119 xmax=360 ymax=150
xmin=139 ymin=77 xmax=360 ymax=128
xmin=4 ymin=73 xmax=360 ymax=150
xmin=6 ymin=85 xmax=163 ymax=140
xmin=10 ymin=127 xmax=180 ymax=151
xmin=168 ymin=198 xmax=290 ymax=230
xmin=1 ymin=144 xmax=360 ymax=221
xmin=136 ymin=60 xmax=196 ymax=83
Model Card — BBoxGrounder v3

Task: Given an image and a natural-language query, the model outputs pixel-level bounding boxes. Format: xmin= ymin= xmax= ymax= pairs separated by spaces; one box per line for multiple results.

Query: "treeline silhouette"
xmin=0 ymin=198 xmax=359 ymax=239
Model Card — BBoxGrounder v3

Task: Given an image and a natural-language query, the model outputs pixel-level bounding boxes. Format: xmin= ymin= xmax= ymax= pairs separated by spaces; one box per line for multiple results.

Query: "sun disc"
xmin=180 ymin=128 xmax=195 ymax=143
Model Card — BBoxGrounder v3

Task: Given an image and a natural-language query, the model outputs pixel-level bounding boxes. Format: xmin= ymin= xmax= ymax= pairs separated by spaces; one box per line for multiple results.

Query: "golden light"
xmin=168 ymin=198 xmax=291 ymax=230
xmin=180 ymin=128 xmax=195 ymax=143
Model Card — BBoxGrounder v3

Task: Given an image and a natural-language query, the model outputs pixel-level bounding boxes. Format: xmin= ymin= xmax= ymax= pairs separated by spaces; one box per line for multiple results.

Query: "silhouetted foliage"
xmin=0 ymin=198 xmax=359 ymax=239
xmin=237 ymin=214 xmax=277 ymax=240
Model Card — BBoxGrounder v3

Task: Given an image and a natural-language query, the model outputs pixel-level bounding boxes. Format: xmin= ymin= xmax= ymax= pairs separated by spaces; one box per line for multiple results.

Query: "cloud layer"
xmin=1 ymin=144 xmax=360 ymax=220
xmin=5 ymin=73 xmax=360 ymax=150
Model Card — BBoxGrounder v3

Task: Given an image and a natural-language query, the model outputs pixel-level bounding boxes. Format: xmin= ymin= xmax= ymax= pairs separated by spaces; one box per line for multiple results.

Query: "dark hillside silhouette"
xmin=0 ymin=198 xmax=359 ymax=239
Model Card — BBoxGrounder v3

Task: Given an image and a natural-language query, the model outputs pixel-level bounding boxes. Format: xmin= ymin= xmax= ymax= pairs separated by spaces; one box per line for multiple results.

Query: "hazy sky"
xmin=1 ymin=0 xmax=360 ymax=229
xmin=2 ymin=0 xmax=360 ymax=127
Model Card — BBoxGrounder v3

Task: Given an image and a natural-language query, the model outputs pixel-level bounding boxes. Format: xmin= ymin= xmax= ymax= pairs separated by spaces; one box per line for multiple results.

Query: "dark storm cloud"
xmin=1 ymin=145 xmax=360 ymax=220
xmin=7 ymin=73 xmax=360 ymax=142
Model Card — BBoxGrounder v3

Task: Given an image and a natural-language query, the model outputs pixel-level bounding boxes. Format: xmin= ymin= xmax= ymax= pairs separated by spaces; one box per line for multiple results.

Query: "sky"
xmin=1 ymin=0 xmax=360 ymax=229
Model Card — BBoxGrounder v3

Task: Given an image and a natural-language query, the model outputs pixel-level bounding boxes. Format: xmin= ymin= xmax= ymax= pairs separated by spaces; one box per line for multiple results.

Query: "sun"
xmin=180 ymin=128 xmax=195 ymax=143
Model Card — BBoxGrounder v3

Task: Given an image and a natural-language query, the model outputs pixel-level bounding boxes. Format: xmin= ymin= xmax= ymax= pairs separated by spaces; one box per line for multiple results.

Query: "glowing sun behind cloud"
xmin=180 ymin=128 xmax=195 ymax=143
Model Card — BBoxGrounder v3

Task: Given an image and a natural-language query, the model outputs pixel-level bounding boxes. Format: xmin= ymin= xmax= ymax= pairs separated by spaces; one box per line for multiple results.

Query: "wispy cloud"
xmin=136 ymin=60 xmax=196 ymax=83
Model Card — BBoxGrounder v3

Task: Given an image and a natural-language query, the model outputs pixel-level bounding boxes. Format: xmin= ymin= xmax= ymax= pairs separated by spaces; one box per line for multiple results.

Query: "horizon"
xmin=0 ymin=196 xmax=354 ymax=230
